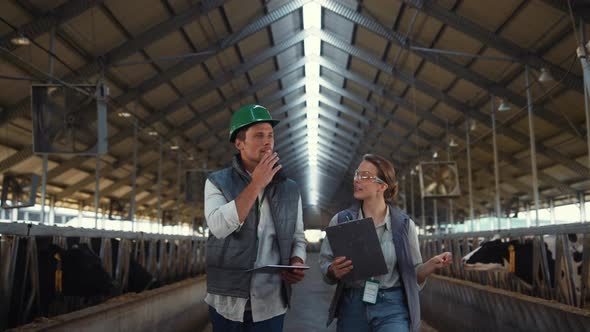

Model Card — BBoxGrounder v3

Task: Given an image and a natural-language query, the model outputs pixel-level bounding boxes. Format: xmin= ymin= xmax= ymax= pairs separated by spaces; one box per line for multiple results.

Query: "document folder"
xmin=325 ymin=217 xmax=388 ymax=282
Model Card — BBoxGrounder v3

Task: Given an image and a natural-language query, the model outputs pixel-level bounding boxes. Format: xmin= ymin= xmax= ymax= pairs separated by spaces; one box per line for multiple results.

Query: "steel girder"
xmin=316 ymin=4 xmax=590 ymax=177
xmin=404 ymin=0 xmax=583 ymax=94
xmin=76 ymin=40 xmax=311 ymax=188
xmin=31 ymin=59 xmax=309 ymax=201
xmin=0 ymin=0 xmax=228 ymax=126
xmin=314 ymin=28 xmax=583 ymax=195
xmin=324 ymin=0 xmax=585 ymax=141
xmin=0 ymin=0 xmax=307 ymax=177
xmin=314 ymin=55 xmax=553 ymax=199
xmin=107 ymin=31 xmax=309 ymax=146
xmin=0 ymin=0 xmax=105 ymax=52
xmin=538 ymin=0 xmax=590 ymax=25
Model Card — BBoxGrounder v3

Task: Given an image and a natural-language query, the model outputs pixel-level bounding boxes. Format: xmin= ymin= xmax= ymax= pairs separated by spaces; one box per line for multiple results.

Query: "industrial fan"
xmin=31 ymin=83 xmax=108 ymax=155
xmin=418 ymin=161 xmax=461 ymax=198
xmin=1 ymin=173 xmax=39 ymax=209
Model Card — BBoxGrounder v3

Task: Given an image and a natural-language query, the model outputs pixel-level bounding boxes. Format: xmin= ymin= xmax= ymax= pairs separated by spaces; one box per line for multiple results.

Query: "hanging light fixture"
xmin=449 ymin=138 xmax=458 ymax=147
xmin=10 ymin=33 xmax=30 ymax=46
xmin=538 ymin=67 xmax=554 ymax=83
xmin=432 ymin=150 xmax=438 ymax=159
xmin=170 ymin=138 xmax=179 ymax=150
xmin=469 ymin=119 xmax=477 ymax=131
xmin=497 ymin=99 xmax=511 ymax=112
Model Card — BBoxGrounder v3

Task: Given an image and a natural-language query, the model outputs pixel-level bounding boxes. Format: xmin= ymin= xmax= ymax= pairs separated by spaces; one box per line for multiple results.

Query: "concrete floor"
xmin=202 ymin=252 xmax=437 ymax=332
xmin=284 ymin=252 xmax=338 ymax=332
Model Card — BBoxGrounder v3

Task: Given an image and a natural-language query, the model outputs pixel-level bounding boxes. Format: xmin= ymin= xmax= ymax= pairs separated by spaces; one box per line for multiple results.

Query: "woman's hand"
xmin=417 ymin=252 xmax=452 ymax=284
xmin=428 ymin=252 xmax=452 ymax=270
xmin=328 ymin=256 xmax=353 ymax=280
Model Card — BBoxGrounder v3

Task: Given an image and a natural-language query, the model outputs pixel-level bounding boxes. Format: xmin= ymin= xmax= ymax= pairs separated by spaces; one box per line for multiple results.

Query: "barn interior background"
xmin=1 ymin=0 xmax=590 ymax=331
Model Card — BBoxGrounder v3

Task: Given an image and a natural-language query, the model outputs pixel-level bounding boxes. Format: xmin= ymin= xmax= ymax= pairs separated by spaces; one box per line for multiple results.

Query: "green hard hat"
xmin=229 ymin=104 xmax=279 ymax=142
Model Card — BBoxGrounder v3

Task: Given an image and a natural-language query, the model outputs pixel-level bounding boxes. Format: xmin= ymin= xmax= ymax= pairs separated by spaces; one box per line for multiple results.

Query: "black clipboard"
xmin=325 ymin=217 xmax=388 ymax=282
xmin=247 ymin=265 xmax=310 ymax=273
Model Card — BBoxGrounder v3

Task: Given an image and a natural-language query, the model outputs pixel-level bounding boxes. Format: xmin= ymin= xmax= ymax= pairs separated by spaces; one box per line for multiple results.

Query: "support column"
xmin=549 ymin=198 xmax=556 ymax=225
xmin=578 ymin=20 xmax=590 ymax=194
xmin=579 ymin=191 xmax=586 ymax=223
xmin=49 ymin=196 xmax=55 ymax=226
xmin=94 ymin=157 xmax=100 ymax=229
xmin=433 ymin=199 xmax=438 ymax=235
xmin=157 ymin=137 xmax=163 ymax=234
xmin=410 ymin=170 xmax=416 ymax=220
xmin=525 ymin=65 xmax=540 ymax=227
xmin=78 ymin=200 xmax=83 ymax=228
xmin=466 ymin=116 xmax=475 ymax=232
xmin=40 ymin=27 xmax=55 ymax=225
xmin=526 ymin=202 xmax=531 ymax=228
xmin=130 ymin=118 xmax=138 ymax=231
xmin=421 ymin=194 xmax=426 ymax=234
xmin=491 ymin=96 xmax=502 ymax=231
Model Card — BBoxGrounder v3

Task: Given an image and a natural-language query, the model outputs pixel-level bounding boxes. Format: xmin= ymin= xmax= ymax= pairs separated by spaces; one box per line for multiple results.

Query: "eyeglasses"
xmin=354 ymin=170 xmax=386 ymax=184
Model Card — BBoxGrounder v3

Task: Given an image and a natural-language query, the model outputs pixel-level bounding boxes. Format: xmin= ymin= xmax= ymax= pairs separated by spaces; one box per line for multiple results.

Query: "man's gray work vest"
xmin=206 ymin=155 xmax=300 ymax=302
xmin=327 ymin=203 xmax=421 ymax=332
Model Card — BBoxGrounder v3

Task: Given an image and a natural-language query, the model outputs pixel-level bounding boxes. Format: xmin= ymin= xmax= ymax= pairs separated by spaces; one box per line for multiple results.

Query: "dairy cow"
xmin=462 ymin=234 xmax=584 ymax=294
xmin=5 ymin=237 xmax=115 ymax=329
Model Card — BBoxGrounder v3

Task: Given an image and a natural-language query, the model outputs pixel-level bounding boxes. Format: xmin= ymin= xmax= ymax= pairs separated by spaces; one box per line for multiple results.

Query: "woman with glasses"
xmin=319 ymin=154 xmax=451 ymax=332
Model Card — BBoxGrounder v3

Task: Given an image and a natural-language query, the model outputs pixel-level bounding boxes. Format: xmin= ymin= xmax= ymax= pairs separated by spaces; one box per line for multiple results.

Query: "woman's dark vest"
xmin=327 ymin=203 xmax=421 ymax=332
xmin=206 ymin=155 xmax=300 ymax=302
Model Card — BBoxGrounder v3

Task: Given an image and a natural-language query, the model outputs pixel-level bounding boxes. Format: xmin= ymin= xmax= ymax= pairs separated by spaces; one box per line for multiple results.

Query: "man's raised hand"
xmin=251 ymin=150 xmax=282 ymax=189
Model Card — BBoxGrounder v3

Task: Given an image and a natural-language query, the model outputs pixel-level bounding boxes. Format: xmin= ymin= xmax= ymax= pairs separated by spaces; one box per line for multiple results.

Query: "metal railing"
xmin=419 ymin=223 xmax=590 ymax=309
xmin=0 ymin=223 xmax=206 ymax=330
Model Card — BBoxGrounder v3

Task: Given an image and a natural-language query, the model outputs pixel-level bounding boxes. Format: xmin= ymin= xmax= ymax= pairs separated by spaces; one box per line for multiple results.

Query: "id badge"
xmin=362 ymin=279 xmax=380 ymax=304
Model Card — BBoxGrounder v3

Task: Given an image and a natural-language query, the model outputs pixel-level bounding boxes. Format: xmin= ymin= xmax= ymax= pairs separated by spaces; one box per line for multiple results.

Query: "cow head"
xmin=50 ymin=243 xmax=115 ymax=297
xmin=462 ymin=239 xmax=516 ymax=273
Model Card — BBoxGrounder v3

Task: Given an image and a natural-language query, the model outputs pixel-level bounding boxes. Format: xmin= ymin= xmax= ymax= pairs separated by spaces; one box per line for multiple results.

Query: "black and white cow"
xmin=462 ymin=237 xmax=555 ymax=285
xmin=462 ymin=234 xmax=584 ymax=294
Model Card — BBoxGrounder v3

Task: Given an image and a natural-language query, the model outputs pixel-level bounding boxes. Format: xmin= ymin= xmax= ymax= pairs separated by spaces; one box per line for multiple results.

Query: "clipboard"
xmin=247 ymin=265 xmax=310 ymax=273
xmin=325 ymin=217 xmax=388 ymax=282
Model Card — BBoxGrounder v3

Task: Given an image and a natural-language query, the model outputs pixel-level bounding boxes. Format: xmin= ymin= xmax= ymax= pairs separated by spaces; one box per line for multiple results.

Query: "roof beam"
xmin=316 ymin=8 xmax=589 ymax=177
xmin=316 ymin=53 xmax=562 ymax=200
xmin=0 ymin=0 xmax=105 ymax=52
xmin=538 ymin=0 xmax=590 ymax=25
xmin=324 ymin=19 xmax=584 ymax=144
xmin=30 ymin=60 xmax=309 ymax=200
xmin=402 ymin=0 xmax=583 ymax=93
xmin=1 ymin=1 xmax=308 ymax=181
xmin=316 ymin=29 xmax=583 ymax=194
xmin=0 ymin=0 xmax=228 ymax=126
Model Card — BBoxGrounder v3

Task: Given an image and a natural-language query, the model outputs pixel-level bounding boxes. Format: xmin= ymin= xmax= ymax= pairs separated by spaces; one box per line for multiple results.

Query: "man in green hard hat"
xmin=204 ymin=104 xmax=307 ymax=331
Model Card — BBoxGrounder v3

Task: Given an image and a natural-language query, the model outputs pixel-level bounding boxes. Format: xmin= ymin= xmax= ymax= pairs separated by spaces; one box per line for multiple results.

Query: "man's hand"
xmin=327 ymin=256 xmax=353 ymax=280
xmin=281 ymin=256 xmax=305 ymax=284
xmin=250 ymin=150 xmax=282 ymax=190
